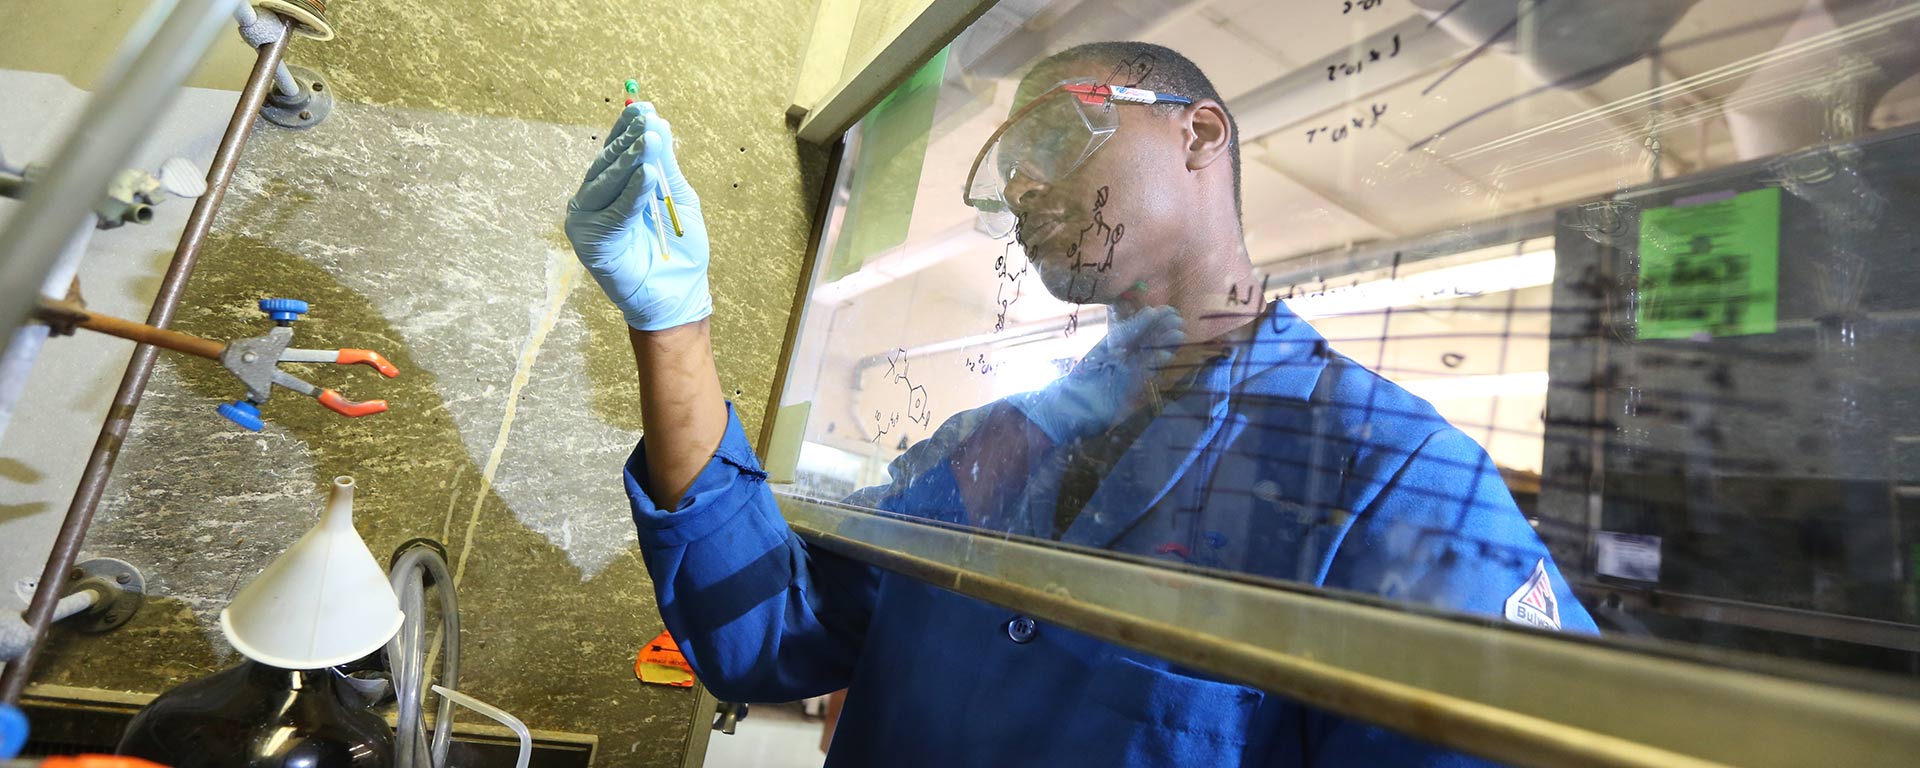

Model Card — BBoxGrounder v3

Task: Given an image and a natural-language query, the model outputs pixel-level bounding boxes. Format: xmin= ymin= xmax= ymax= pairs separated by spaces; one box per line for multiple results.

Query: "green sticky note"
xmin=764 ymin=401 xmax=811 ymax=484
xmin=1635 ymin=187 xmax=1781 ymax=339
xmin=825 ymin=47 xmax=950 ymax=282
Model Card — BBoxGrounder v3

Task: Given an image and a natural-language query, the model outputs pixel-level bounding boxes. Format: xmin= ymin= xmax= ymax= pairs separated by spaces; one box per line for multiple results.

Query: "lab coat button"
xmin=1005 ymin=616 xmax=1037 ymax=644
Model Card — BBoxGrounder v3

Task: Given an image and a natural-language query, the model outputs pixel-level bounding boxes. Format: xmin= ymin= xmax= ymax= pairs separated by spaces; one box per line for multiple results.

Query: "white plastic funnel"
xmin=220 ymin=476 xmax=404 ymax=669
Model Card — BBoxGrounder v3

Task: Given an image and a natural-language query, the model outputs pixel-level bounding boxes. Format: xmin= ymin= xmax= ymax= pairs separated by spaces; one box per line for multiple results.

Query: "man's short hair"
xmin=1028 ymin=41 xmax=1242 ymax=219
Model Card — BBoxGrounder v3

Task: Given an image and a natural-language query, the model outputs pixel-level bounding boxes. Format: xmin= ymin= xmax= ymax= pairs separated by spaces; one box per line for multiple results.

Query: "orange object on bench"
xmin=636 ymin=629 xmax=696 ymax=688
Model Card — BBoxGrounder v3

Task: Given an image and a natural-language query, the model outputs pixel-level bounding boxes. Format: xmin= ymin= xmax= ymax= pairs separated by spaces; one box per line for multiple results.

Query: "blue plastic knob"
xmin=217 ymin=400 xmax=265 ymax=431
xmin=258 ymin=297 xmax=309 ymax=322
xmin=0 ymin=703 xmax=27 ymax=759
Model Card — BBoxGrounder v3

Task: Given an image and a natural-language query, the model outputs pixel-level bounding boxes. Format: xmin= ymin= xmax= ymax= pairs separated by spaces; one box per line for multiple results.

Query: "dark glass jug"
xmin=117 ymin=659 xmax=392 ymax=767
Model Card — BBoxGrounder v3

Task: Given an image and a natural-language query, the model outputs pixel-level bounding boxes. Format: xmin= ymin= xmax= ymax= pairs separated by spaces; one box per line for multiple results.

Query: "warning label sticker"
xmin=1504 ymin=559 xmax=1563 ymax=631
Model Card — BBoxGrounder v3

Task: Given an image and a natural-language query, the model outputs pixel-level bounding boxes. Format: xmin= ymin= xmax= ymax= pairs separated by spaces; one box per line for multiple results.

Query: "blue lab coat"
xmin=627 ymin=302 xmax=1595 ymax=767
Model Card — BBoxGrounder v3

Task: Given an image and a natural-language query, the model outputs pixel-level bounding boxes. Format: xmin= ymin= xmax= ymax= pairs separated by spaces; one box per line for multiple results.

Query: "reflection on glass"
xmin=776 ymin=0 xmax=1920 ymax=704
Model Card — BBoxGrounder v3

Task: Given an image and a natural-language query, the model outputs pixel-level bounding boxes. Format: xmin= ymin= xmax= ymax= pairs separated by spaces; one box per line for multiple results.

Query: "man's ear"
xmin=1184 ymin=99 xmax=1232 ymax=173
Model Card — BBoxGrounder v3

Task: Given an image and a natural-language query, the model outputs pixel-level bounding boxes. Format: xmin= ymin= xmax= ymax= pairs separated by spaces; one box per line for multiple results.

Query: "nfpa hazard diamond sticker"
xmin=1504 ymin=558 xmax=1562 ymax=631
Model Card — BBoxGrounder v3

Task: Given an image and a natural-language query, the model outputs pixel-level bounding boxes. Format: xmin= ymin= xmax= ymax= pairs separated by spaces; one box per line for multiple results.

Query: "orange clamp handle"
xmin=39 ymin=757 xmax=170 ymax=768
xmin=318 ymin=389 xmax=389 ymax=418
xmin=336 ymin=349 xmax=399 ymax=378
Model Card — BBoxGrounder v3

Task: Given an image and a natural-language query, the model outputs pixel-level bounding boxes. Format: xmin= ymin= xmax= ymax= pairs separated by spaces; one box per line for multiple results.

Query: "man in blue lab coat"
xmin=566 ymin=41 xmax=1594 ymax=767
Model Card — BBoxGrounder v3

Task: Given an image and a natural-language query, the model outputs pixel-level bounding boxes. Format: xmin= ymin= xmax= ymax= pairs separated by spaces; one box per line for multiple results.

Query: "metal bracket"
xmin=14 ymin=558 xmax=146 ymax=634
xmin=711 ymin=701 xmax=748 ymax=735
xmin=70 ymin=558 xmax=145 ymax=633
xmin=261 ymin=65 xmax=334 ymax=130
xmin=220 ymin=326 xmax=293 ymax=402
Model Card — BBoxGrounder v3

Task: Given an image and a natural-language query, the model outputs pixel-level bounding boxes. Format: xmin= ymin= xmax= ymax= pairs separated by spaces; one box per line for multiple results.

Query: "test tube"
xmin=651 ymin=162 xmax=670 ymax=259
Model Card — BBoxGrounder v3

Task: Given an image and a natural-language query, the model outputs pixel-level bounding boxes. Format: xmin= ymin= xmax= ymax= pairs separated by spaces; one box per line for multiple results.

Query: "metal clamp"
xmin=31 ymin=297 xmax=397 ymax=432
xmin=711 ymin=701 xmax=749 ymax=735
xmin=260 ymin=65 xmax=333 ymax=130
xmin=213 ymin=298 xmax=397 ymax=429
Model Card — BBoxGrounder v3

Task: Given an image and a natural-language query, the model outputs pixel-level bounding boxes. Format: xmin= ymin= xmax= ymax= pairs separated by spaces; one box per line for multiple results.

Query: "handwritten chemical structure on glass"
xmin=1065 ymin=186 xmax=1124 ymax=277
xmin=1055 ymin=185 xmax=1128 ymax=338
xmin=994 ymin=243 xmax=1025 ymax=333
xmin=965 ymin=354 xmax=996 ymax=375
xmin=1342 ymin=0 xmax=1383 ymax=13
xmin=872 ymin=348 xmax=932 ymax=443
xmin=1102 ymin=52 xmax=1157 ymax=89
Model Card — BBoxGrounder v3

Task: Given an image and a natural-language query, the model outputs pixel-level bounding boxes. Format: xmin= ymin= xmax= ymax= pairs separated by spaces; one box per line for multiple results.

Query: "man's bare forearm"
xmin=630 ymin=321 xmax=728 ymax=510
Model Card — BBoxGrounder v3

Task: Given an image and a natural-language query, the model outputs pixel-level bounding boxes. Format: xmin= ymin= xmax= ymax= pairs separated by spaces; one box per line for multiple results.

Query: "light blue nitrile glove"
xmin=1008 ymin=306 xmax=1186 ymax=445
xmin=565 ymin=102 xmax=713 ymax=331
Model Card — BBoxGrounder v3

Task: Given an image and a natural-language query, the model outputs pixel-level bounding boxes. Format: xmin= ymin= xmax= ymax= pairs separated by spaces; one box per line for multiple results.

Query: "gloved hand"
xmin=565 ymin=102 xmax=713 ymax=331
xmin=1008 ymin=306 xmax=1186 ymax=445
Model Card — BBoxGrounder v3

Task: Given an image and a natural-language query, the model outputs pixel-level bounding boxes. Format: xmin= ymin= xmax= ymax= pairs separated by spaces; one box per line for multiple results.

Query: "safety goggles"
xmin=963 ymin=79 xmax=1193 ymax=238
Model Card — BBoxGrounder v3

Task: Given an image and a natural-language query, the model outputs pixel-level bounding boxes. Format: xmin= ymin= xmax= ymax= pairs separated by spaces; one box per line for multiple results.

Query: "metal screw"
xmin=299 ymin=110 xmax=313 ymax=121
xmin=242 ymin=351 xmax=258 ymax=363
xmin=116 ymin=573 xmax=131 ymax=585
xmin=70 ymin=568 xmax=84 ymax=581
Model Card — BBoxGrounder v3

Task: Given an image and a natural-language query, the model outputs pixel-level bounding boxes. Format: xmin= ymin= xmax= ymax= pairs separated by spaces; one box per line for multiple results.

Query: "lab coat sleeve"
xmin=1326 ymin=426 xmax=1597 ymax=632
xmin=1307 ymin=427 xmax=1594 ymax=767
xmin=626 ymin=403 xmax=880 ymax=703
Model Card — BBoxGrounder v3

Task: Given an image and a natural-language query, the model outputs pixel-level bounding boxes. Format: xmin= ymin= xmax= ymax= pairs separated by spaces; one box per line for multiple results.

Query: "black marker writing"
xmin=1046 ymin=186 xmax=1129 ymax=338
xmin=1343 ymin=0 xmax=1383 ymax=12
xmin=993 ymin=243 xmax=1025 ymax=333
xmin=1102 ymin=53 xmax=1157 ymax=88
xmin=1062 ymin=186 xmax=1124 ymax=276
xmin=1326 ymin=34 xmax=1400 ymax=81
xmin=1305 ymin=103 xmax=1389 ymax=144
xmin=873 ymin=348 xmax=931 ymax=443
xmin=1227 ymin=274 xmax=1273 ymax=306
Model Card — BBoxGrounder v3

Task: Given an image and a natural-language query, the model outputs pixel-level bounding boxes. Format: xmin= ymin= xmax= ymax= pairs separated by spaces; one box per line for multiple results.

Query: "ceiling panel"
xmin=1238 ymin=157 xmax=1391 ymax=261
xmin=1143 ymin=10 xmax=1289 ymax=99
xmin=1205 ymin=0 xmax=1418 ymax=69
xmin=1653 ymin=0 xmax=1808 ymax=103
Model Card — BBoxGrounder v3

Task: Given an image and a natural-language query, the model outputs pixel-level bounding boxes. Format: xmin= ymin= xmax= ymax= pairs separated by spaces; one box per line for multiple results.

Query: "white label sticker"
xmin=1504 ymin=559 xmax=1563 ymax=631
xmin=1595 ymin=532 xmax=1662 ymax=582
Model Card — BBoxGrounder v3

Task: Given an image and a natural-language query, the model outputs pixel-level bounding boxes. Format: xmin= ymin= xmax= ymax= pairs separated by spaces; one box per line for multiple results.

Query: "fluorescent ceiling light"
xmin=1399 ymin=371 xmax=1550 ymax=401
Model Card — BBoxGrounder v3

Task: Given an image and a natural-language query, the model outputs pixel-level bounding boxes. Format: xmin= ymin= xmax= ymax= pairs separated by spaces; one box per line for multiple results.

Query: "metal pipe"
xmin=0 ymin=593 xmax=97 ymax=662
xmin=0 ymin=0 xmax=240 ymax=370
xmin=233 ymin=2 xmax=300 ymax=97
xmin=0 ymin=20 xmax=292 ymax=705
xmin=271 ymin=58 xmax=302 ymax=96
xmin=0 ymin=224 xmax=94 ymax=439
xmin=33 ymin=299 xmax=229 ymax=361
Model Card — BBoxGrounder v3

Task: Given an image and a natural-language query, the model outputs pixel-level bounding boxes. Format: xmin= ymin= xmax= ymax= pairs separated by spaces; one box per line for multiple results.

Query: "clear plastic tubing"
xmin=386 ymin=545 xmax=459 ymax=768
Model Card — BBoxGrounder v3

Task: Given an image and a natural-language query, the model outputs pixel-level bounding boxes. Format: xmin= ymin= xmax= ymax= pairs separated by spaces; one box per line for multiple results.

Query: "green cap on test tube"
xmin=624 ymin=79 xmax=639 ymax=95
